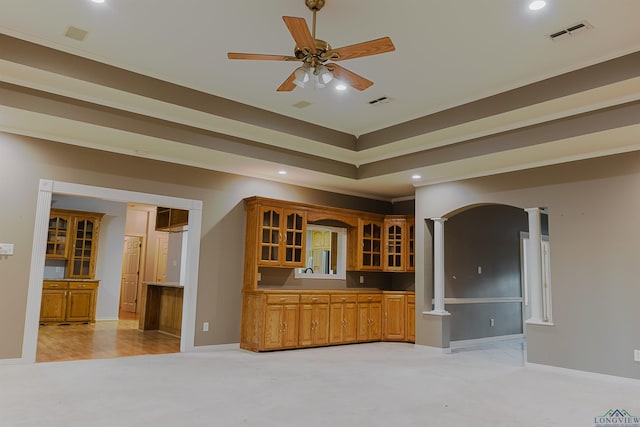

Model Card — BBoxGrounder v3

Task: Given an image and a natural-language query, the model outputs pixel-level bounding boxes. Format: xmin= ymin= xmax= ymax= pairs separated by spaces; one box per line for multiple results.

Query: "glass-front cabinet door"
xmin=384 ymin=218 xmax=405 ymax=271
xmin=359 ymin=219 xmax=383 ymax=270
xmin=257 ymin=206 xmax=306 ymax=267
xmin=282 ymin=209 xmax=306 ymax=267
xmin=68 ymin=216 xmax=101 ymax=278
xmin=258 ymin=207 xmax=282 ymax=266
xmin=46 ymin=213 xmax=71 ymax=259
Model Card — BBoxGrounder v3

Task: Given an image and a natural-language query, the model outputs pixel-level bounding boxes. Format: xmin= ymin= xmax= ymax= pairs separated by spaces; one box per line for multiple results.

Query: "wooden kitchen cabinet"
xmin=406 ymin=218 xmax=415 ymax=272
xmin=383 ymin=292 xmax=407 ymax=341
xmin=383 ymin=217 xmax=406 ymax=272
xmin=407 ymin=293 xmax=415 ymax=343
xmin=329 ymin=294 xmax=357 ymax=344
xmin=155 ymin=207 xmax=188 ymax=231
xmin=299 ymin=294 xmax=330 ymax=347
xmin=46 ymin=212 xmax=71 ymax=259
xmin=357 ymin=218 xmax=383 ymax=271
xmin=357 ymin=293 xmax=382 ymax=342
xmin=257 ymin=206 xmax=306 ymax=268
xmin=40 ymin=280 xmax=98 ymax=324
xmin=263 ymin=294 xmax=299 ymax=350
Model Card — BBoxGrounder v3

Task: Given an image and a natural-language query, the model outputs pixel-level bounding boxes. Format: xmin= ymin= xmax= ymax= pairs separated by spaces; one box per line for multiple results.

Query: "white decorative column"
xmin=525 ymin=208 xmax=544 ymax=323
xmin=430 ymin=217 xmax=449 ymax=315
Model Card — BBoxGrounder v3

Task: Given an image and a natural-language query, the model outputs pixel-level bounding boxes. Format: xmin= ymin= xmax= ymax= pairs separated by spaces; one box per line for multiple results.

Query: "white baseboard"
xmin=191 ymin=343 xmax=240 ymax=352
xmin=0 ymin=357 xmax=30 ymax=365
xmin=95 ymin=317 xmax=119 ymax=322
xmin=411 ymin=343 xmax=452 ymax=354
xmin=526 ymin=362 xmax=640 ymax=385
xmin=450 ymin=333 xmax=524 ymax=350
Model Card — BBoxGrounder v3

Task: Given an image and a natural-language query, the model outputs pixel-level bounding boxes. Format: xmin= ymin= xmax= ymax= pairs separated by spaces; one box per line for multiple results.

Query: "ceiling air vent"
xmin=368 ymin=96 xmax=391 ymax=105
xmin=548 ymin=20 xmax=593 ymax=41
xmin=64 ymin=26 xmax=88 ymax=41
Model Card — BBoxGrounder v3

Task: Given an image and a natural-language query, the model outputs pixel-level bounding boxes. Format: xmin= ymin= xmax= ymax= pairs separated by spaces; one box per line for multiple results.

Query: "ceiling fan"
xmin=227 ymin=0 xmax=395 ymax=92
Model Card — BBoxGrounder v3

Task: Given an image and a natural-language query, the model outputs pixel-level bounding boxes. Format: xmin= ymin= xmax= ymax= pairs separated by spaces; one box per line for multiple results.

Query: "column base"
xmin=424 ymin=310 xmax=451 ymax=316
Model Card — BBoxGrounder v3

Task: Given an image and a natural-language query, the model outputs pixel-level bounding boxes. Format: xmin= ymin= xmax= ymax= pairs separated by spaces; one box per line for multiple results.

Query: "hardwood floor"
xmin=36 ymin=312 xmax=180 ymax=363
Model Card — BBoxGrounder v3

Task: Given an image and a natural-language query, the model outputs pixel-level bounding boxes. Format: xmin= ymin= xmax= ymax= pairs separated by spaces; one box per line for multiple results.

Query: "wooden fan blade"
xmin=277 ymin=72 xmax=297 ymax=92
xmin=283 ymin=16 xmax=317 ymax=55
xmin=327 ymin=63 xmax=373 ymax=91
xmin=228 ymin=53 xmax=298 ymax=61
xmin=326 ymin=37 xmax=395 ymax=61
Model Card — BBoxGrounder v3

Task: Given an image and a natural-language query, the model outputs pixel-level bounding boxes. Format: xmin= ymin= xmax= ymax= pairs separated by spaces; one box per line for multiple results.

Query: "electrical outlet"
xmin=634 ymin=349 xmax=640 ymax=362
xmin=359 ymin=276 xmax=364 ymax=284
xmin=203 ymin=322 xmax=209 ymax=332
xmin=0 ymin=243 xmax=14 ymax=255
xmin=490 ymin=318 xmax=495 ymax=327
xmin=477 ymin=266 xmax=482 ymax=274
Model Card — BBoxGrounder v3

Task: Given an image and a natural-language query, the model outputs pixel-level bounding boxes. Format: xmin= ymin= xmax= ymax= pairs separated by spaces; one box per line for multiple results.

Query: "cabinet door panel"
xmin=357 ymin=304 xmax=370 ymax=341
xmin=313 ymin=304 xmax=330 ymax=346
xmin=65 ymin=289 xmax=94 ymax=322
xmin=343 ymin=303 xmax=357 ymax=343
xmin=299 ymin=304 xmax=314 ymax=346
xmin=40 ymin=289 xmax=67 ymax=323
xmin=370 ymin=302 xmax=382 ymax=341
xmin=407 ymin=301 xmax=415 ymax=343
xmin=384 ymin=294 xmax=406 ymax=341
xmin=263 ymin=305 xmax=284 ymax=349
xmin=329 ymin=304 xmax=344 ymax=344
xmin=281 ymin=304 xmax=299 ymax=348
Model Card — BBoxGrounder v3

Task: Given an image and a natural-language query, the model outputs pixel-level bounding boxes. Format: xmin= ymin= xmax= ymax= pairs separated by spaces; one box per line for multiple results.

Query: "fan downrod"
xmin=305 ymin=0 xmax=325 ymax=12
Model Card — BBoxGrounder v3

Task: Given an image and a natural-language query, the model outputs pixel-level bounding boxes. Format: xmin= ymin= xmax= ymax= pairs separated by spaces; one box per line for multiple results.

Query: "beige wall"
xmin=415 ymin=151 xmax=640 ymax=379
xmin=0 ymin=132 xmax=391 ymax=359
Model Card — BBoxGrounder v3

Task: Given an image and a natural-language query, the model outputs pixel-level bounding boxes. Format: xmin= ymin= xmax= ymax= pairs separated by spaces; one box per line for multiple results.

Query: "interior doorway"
xmin=23 ymin=179 xmax=203 ymax=363
xmin=120 ymin=235 xmax=143 ymax=314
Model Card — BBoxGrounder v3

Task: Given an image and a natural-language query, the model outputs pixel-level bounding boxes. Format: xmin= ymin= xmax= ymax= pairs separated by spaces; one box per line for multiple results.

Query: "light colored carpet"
xmin=0 ymin=340 xmax=638 ymax=426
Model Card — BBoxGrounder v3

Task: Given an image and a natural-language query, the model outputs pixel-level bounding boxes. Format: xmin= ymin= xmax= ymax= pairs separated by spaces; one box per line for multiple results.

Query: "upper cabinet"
xmin=257 ymin=206 xmax=306 ymax=268
xmin=46 ymin=212 xmax=72 ymax=259
xmin=406 ymin=218 xmax=415 ymax=272
xmin=155 ymin=207 xmax=188 ymax=232
xmin=357 ymin=218 xmax=383 ymax=271
xmin=46 ymin=209 xmax=104 ymax=279
xmin=383 ymin=216 xmax=406 ymax=272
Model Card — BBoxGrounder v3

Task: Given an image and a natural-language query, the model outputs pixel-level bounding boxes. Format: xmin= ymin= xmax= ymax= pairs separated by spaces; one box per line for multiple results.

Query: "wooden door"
xmin=281 ymin=209 xmax=306 ymax=267
xmin=66 ymin=289 xmax=94 ymax=322
xmin=407 ymin=298 xmax=415 ymax=343
xmin=329 ymin=304 xmax=345 ymax=344
xmin=155 ymin=234 xmax=169 ymax=282
xmin=313 ymin=303 xmax=330 ymax=345
xmin=40 ymin=289 xmax=67 ymax=323
xmin=369 ymin=302 xmax=382 ymax=341
xmin=264 ymin=305 xmax=284 ymax=350
xmin=258 ymin=207 xmax=282 ymax=266
xmin=384 ymin=294 xmax=407 ymax=341
xmin=46 ymin=213 xmax=70 ymax=259
xmin=69 ymin=216 xmax=100 ymax=278
xmin=120 ymin=236 xmax=142 ymax=313
xmin=343 ymin=303 xmax=357 ymax=343
xmin=299 ymin=304 xmax=314 ymax=346
xmin=383 ymin=218 xmax=406 ymax=271
xmin=281 ymin=304 xmax=299 ymax=348
xmin=357 ymin=304 xmax=371 ymax=341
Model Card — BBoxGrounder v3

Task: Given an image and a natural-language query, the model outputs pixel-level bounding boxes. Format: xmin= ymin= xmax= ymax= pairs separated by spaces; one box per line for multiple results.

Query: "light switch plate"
xmin=634 ymin=349 xmax=640 ymax=362
xmin=0 ymin=243 xmax=14 ymax=255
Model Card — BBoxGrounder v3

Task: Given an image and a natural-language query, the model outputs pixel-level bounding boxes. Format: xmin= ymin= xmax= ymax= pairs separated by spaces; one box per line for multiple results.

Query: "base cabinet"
xmin=139 ymin=283 xmax=184 ymax=336
xmin=329 ymin=295 xmax=357 ymax=344
xmin=383 ymin=292 xmax=407 ymax=341
xmin=40 ymin=281 xmax=98 ymax=324
xmin=241 ymin=290 xmax=414 ymax=352
xmin=357 ymin=294 xmax=382 ymax=342
xmin=407 ymin=294 xmax=415 ymax=343
xmin=299 ymin=294 xmax=330 ymax=347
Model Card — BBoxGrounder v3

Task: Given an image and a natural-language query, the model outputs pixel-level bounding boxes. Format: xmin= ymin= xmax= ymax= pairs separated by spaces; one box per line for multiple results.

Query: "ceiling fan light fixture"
xmin=315 ymin=64 xmax=333 ymax=85
xmin=293 ymin=64 xmax=311 ymax=87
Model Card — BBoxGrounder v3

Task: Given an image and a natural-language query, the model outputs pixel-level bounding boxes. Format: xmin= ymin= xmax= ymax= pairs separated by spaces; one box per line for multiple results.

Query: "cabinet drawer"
xmin=69 ymin=282 xmax=98 ymax=290
xmin=357 ymin=293 xmax=382 ymax=303
xmin=266 ymin=294 xmax=300 ymax=304
xmin=407 ymin=293 xmax=415 ymax=304
xmin=330 ymin=294 xmax=357 ymax=303
xmin=43 ymin=281 xmax=68 ymax=289
xmin=299 ymin=294 xmax=330 ymax=304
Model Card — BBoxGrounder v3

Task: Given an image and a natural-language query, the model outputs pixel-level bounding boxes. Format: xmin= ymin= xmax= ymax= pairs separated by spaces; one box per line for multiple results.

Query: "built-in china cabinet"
xmin=241 ymin=197 xmax=415 ymax=352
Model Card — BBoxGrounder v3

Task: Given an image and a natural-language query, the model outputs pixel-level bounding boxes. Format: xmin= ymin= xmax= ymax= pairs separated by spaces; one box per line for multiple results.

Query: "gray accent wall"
xmin=0 ymin=132 xmax=393 ymax=359
xmin=415 ymin=151 xmax=640 ymax=380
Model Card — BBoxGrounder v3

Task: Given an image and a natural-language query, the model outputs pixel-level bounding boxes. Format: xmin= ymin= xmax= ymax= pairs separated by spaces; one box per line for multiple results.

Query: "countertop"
xmin=43 ymin=278 xmax=100 ymax=282
xmin=142 ymin=282 xmax=183 ymax=288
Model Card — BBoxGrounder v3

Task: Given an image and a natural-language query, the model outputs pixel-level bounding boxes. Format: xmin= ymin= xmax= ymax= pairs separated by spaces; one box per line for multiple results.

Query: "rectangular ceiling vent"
xmin=368 ymin=96 xmax=391 ymax=105
xmin=548 ymin=20 xmax=593 ymax=41
xmin=64 ymin=26 xmax=88 ymax=42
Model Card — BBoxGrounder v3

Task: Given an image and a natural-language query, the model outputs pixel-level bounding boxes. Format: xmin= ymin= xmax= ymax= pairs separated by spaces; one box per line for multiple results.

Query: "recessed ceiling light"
xmin=335 ymin=83 xmax=347 ymax=91
xmin=91 ymin=0 xmax=105 ymax=3
xmin=529 ymin=1 xmax=546 ymax=10
xmin=278 ymin=170 xmax=287 ymax=175
xmin=411 ymin=174 xmax=422 ymax=180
